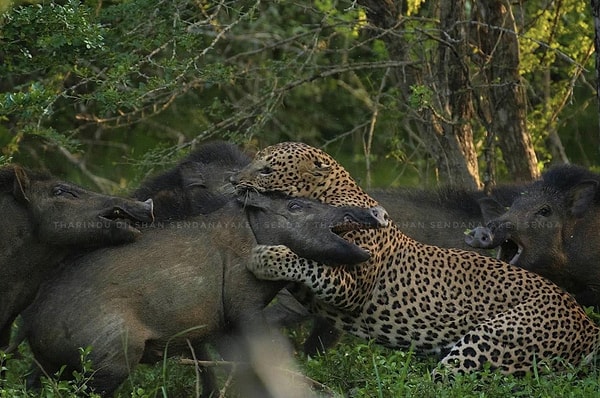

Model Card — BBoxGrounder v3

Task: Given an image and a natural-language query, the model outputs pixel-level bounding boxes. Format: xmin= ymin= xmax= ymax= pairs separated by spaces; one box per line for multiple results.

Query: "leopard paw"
xmin=248 ymin=244 xmax=293 ymax=280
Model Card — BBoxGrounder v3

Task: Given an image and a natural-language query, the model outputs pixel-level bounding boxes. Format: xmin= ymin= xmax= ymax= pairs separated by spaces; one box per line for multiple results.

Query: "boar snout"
xmin=465 ymin=226 xmax=496 ymax=249
xmin=370 ymin=205 xmax=390 ymax=227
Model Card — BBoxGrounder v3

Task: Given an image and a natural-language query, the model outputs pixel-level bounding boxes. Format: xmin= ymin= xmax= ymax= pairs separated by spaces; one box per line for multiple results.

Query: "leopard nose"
xmin=370 ymin=205 xmax=390 ymax=227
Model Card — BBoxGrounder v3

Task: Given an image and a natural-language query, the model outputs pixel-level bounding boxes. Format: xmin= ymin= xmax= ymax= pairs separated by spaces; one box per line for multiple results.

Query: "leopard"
xmin=231 ymin=141 xmax=600 ymax=377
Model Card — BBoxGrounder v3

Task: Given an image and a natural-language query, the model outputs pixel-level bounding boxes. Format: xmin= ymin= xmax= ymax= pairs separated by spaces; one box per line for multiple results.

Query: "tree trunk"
xmin=475 ymin=0 xmax=539 ymax=182
xmin=542 ymin=69 xmax=569 ymax=164
xmin=360 ymin=0 xmax=480 ymax=189
xmin=591 ymin=0 xmax=600 ymax=141
xmin=428 ymin=0 xmax=480 ymax=189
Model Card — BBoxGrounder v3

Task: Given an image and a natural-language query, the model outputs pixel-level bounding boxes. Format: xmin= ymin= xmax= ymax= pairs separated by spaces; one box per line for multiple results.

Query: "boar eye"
xmin=53 ymin=186 xmax=78 ymax=198
xmin=287 ymin=200 xmax=303 ymax=211
xmin=536 ymin=205 xmax=552 ymax=217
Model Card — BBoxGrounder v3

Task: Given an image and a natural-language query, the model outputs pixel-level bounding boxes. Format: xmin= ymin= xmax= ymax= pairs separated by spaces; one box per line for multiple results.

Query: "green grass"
xmin=299 ymin=334 xmax=600 ymax=398
xmin=2 ymin=318 xmax=600 ymax=398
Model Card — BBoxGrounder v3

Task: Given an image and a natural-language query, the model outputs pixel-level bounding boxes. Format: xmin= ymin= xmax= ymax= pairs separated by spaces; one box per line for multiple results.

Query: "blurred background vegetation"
xmin=0 ymin=0 xmax=598 ymax=193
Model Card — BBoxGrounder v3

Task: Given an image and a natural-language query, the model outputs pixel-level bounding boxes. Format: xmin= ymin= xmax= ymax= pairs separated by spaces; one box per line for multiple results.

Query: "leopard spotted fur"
xmin=232 ymin=141 xmax=600 ymax=376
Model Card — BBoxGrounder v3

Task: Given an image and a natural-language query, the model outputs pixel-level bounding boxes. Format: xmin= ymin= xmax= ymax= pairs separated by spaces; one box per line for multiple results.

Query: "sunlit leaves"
xmin=0 ymin=0 xmax=597 ymax=185
xmin=408 ymin=85 xmax=433 ymax=111
xmin=407 ymin=0 xmax=425 ymax=16
xmin=315 ymin=0 xmax=366 ymax=38
xmin=1 ymin=1 xmax=104 ymax=74
xmin=518 ymin=0 xmax=594 ymax=157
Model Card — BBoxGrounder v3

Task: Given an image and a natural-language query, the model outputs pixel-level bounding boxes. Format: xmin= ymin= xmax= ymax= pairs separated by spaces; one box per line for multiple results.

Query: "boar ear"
xmin=13 ymin=166 xmax=31 ymax=203
xmin=179 ymin=162 xmax=206 ymax=188
xmin=569 ymin=180 xmax=598 ymax=217
xmin=478 ymin=197 xmax=506 ymax=222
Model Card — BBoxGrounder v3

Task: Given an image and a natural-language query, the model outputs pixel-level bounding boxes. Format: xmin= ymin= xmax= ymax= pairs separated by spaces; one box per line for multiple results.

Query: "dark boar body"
xmin=23 ymin=142 xmax=386 ymax=397
xmin=0 ymin=166 xmax=154 ymax=349
xmin=470 ymin=164 xmax=600 ymax=309
xmin=23 ymin=193 xmax=385 ymax=396
xmin=132 ymin=140 xmax=251 ymax=220
xmin=368 ymin=185 xmax=521 ymax=253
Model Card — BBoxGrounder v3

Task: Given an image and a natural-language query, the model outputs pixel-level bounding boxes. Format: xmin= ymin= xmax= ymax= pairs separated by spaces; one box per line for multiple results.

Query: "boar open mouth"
xmin=496 ymin=238 xmax=523 ymax=265
xmin=98 ymin=202 xmax=154 ymax=234
xmin=331 ymin=214 xmax=386 ymax=233
xmin=326 ymin=212 xmax=385 ymax=258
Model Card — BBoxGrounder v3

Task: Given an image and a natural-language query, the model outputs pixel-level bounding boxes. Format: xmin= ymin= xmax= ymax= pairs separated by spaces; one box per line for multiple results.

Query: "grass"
xmin=2 ymin=316 xmax=600 ymax=398
xmin=299 ymin=335 xmax=600 ymax=398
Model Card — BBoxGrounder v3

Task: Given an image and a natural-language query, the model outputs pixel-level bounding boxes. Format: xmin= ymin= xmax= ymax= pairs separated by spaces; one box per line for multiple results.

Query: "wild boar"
xmin=368 ymin=185 xmax=522 ymax=253
xmin=468 ymin=164 xmax=600 ymax=309
xmin=22 ymin=191 xmax=387 ymax=397
xmin=132 ymin=140 xmax=252 ymax=219
xmin=0 ymin=165 xmax=154 ymax=349
xmin=25 ymin=142 xmax=387 ymax=396
xmin=463 ymin=222 xmax=506 ymax=249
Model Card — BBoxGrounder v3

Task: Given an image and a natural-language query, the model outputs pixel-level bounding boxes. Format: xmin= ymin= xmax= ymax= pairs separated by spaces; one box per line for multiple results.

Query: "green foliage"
xmin=0 ymin=0 xmax=435 ymax=187
xmin=408 ymin=84 xmax=434 ymax=111
xmin=0 ymin=3 xmax=599 ymax=397
xmin=0 ymin=1 xmax=105 ymax=142
xmin=1 ymin=346 xmax=102 ymax=398
xmin=1 ymin=1 xmax=104 ymax=69
xmin=2 ymin=315 xmax=600 ymax=397
xmin=34 ymin=347 xmax=102 ymax=398
xmin=300 ymin=334 xmax=600 ymax=398
xmin=302 ymin=340 xmax=430 ymax=396
xmin=0 ymin=0 xmax=598 ymax=186
xmin=0 ymin=154 xmax=11 ymax=167
xmin=518 ymin=0 xmax=595 ymax=163
xmin=406 ymin=0 xmax=425 ymax=16
xmin=115 ymin=359 xmax=198 ymax=398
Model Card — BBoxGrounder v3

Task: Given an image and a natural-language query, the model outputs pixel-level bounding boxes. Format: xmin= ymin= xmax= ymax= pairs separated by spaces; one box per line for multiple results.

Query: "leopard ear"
xmin=310 ymin=160 xmax=331 ymax=177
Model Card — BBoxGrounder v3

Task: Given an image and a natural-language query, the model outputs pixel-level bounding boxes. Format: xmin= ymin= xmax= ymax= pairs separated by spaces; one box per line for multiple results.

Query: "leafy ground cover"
xmin=2 ymin=312 xmax=600 ymax=397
